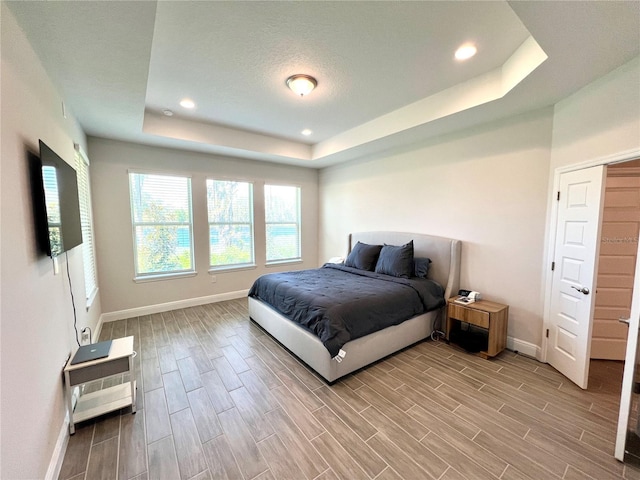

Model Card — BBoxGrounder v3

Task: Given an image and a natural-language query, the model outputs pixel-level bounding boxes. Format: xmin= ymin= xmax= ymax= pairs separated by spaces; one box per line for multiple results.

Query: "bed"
xmin=248 ymin=231 xmax=461 ymax=382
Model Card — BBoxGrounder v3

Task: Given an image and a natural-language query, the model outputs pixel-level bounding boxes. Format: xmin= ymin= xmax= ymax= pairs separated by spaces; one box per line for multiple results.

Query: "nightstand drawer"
xmin=465 ymin=309 xmax=490 ymax=329
xmin=68 ymin=357 xmax=130 ymax=386
xmin=448 ymin=303 xmax=490 ymax=328
xmin=448 ymin=303 xmax=466 ymax=321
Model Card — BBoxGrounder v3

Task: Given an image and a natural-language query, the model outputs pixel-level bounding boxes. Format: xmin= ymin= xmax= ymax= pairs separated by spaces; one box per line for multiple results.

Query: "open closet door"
xmin=547 ymin=166 xmax=605 ymax=388
xmin=615 ymin=250 xmax=640 ymax=461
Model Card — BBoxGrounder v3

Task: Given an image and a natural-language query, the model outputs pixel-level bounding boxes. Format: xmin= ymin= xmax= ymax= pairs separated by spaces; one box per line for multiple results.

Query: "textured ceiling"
xmin=6 ymin=1 xmax=640 ymax=168
xmin=146 ymin=1 xmax=529 ymax=142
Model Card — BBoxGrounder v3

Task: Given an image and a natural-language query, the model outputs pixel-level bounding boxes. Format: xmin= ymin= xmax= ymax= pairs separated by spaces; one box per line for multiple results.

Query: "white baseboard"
xmin=101 ymin=297 xmax=543 ymax=360
xmin=46 ymin=387 xmax=80 ymax=480
xmin=45 ymin=412 xmax=70 ymax=480
xmin=507 ymin=336 xmax=541 ymax=360
xmin=100 ymin=289 xmax=249 ymax=323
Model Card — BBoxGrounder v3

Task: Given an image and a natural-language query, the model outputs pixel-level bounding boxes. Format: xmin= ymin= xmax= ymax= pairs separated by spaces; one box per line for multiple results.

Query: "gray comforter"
xmin=248 ymin=264 xmax=445 ymax=357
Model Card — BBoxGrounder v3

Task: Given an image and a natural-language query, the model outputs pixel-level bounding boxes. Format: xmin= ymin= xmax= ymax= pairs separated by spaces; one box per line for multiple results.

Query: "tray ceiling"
xmin=7 ymin=1 xmax=640 ymax=167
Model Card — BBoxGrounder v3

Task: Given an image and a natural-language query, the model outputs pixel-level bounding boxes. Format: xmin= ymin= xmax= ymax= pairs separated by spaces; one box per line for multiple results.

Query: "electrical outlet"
xmin=210 ymin=275 xmax=217 ymax=283
xmin=81 ymin=328 xmax=90 ymax=344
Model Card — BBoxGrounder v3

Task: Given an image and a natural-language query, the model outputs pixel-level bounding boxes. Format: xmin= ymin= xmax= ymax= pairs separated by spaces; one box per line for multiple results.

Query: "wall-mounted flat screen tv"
xmin=36 ymin=140 xmax=83 ymax=257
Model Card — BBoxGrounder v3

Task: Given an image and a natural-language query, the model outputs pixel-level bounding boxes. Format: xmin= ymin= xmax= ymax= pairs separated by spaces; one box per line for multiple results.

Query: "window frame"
xmin=128 ymin=170 xmax=195 ymax=280
xmin=74 ymin=145 xmax=99 ymax=308
xmin=264 ymin=183 xmax=302 ymax=265
xmin=206 ymin=178 xmax=256 ymax=271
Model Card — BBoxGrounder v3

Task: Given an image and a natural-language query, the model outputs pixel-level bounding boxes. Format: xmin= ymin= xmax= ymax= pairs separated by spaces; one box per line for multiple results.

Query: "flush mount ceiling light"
xmin=301 ymin=129 xmax=312 ymax=136
xmin=286 ymin=74 xmax=317 ymax=97
xmin=455 ymin=43 xmax=477 ymax=61
xmin=180 ymin=98 xmax=195 ymax=109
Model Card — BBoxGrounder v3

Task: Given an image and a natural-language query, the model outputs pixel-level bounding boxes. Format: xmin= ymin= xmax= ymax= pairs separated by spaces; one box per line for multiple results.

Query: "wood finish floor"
xmin=59 ymin=298 xmax=640 ymax=480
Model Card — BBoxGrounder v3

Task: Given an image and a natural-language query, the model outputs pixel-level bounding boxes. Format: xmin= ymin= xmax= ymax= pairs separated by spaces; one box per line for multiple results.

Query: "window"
xmin=264 ymin=184 xmax=301 ymax=262
xmin=129 ymin=172 xmax=194 ymax=277
xmin=75 ymin=147 xmax=98 ymax=302
xmin=41 ymin=165 xmax=62 ymax=255
xmin=206 ymin=179 xmax=254 ymax=269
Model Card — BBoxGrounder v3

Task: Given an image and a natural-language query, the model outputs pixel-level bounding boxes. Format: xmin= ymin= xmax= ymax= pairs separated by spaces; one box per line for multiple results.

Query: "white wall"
xmin=319 ymin=108 xmax=554 ymax=348
xmin=551 ymin=56 xmax=640 ymax=170
xmin=88 ymin=137 xmax=319 ymax=315
xmin=1 ymin=6 xmax=101 ymax=479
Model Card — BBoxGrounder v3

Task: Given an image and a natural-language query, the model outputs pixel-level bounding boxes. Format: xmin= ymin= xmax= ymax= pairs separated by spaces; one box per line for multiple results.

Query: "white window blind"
xmin=206 ymin=179 xmax=254 ymax=268
xmin=75 ymin=148 xmax=98 ymax=300
xmin=129 ymin=172 xmax=194 ymax=277
xmin=264 ymin=184 xmax=301 ymax=262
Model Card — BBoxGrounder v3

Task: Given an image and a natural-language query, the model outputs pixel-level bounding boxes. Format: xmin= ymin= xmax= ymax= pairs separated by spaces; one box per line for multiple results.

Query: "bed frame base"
xmin=249 ymin=296 xmax=437 ymax=383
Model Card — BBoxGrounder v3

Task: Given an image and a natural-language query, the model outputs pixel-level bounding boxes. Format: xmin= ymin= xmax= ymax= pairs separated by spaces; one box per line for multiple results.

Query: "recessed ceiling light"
xmin=301 ymin=129 xmax=312 ymax=136
xmin=180 ymin=98 xmax=195 ymax=109
xmin=162 ymin=109 xmax=174 ymax=116
xmin=455 ymin=44 xmax=477 ymax=61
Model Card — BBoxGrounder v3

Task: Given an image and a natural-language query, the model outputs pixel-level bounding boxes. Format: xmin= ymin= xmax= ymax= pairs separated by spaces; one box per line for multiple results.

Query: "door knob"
xmin=620 ymin=317 xmax=631 ymax=325
xmin=571 ymin=285 xmax=590 ymax=295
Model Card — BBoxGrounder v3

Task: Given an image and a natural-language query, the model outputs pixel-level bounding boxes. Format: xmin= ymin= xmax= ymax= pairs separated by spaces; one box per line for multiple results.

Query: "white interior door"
xmin=548 ymin=166 xmax=605 ymax=388
xmin=615 ymin=250 xmax=640 ymax=460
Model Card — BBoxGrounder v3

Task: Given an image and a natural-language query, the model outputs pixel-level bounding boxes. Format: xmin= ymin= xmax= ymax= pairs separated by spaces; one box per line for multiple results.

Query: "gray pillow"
xmin=375 ymin=240 xmax=414 ymax=278
xmin=344 ymin=241 xmax=382 ymax=271
xmin=414 ymin=257 xmax=431 ymax=278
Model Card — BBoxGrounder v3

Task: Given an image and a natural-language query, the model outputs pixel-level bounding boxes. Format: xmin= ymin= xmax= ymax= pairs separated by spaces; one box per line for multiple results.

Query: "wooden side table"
xmin=64 ymin=336 xmax=136 ymax=434
xmin=446 ymin=297 xmax=509 ymax=358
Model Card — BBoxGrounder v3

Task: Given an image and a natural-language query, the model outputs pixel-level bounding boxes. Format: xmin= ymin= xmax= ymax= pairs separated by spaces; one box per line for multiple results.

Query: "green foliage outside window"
xmin=265 ymin=185 xmax=301 ymax=262
xmin=207 ymin=180 xmax=254 ymax=267
xmin=130 ymin=173 xmax=193 ymax=276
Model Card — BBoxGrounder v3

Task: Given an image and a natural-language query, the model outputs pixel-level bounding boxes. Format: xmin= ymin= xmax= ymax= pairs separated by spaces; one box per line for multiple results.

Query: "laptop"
xmin=70 ymin=340 xmax=113 ymax=365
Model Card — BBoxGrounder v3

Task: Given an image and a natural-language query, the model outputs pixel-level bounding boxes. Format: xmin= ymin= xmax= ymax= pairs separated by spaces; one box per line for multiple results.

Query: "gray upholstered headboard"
xmin=349 ymin=231 xmax=461 ymax=301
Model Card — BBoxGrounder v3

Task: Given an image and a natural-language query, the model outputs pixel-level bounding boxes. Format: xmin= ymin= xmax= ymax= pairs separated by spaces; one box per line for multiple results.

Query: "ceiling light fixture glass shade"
xmin=180 ymin=98 xmax=195 ymax=109
xmin=455 ymin=44 xmax=477 ymax=61
xmin=286 ymin=74 xmax=317 ymax=96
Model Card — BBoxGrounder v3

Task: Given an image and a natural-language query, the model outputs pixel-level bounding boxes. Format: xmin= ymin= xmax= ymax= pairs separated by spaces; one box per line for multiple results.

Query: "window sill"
xmin=209 ymin=264 xmax=257 ymax=274
xmin=133 ymin=271 xmax=197 ymax=283
xmin=265 ymin=259 xmax=303 ymax=268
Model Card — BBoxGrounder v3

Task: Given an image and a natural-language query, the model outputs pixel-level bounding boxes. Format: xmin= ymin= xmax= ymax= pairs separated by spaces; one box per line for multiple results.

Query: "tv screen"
xmin=38 ymin=140 xmax=83 ymax=257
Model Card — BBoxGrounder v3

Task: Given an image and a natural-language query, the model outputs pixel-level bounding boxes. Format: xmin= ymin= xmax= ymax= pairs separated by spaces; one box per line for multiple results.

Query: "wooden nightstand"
xmin=446 ymin=298 xmax=509 ymax=358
